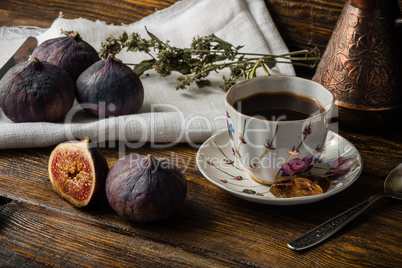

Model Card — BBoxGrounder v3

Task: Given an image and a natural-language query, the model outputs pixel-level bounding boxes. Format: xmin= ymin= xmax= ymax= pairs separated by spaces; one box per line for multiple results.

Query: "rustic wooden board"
xmin=0 ymin=0 xmax=178 ymax=25
xmin=1 ymin=2 xmax=402 ymax=266
xmin=0 ymin=136 xmax=401 ymax=267
xmin=0 ymin=201 xmax=241 ymax=267
xmin=2 ymin=0 xmax=401 ymax=78
xmin=1 ymin=0 xmax=401 ymax=52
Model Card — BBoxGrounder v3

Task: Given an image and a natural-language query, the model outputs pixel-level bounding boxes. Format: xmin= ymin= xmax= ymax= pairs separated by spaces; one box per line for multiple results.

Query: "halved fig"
xmin=48 ymin=137 xmax=109 ymax=207
xmin=270 ymin=177 xmax=324 ymax=198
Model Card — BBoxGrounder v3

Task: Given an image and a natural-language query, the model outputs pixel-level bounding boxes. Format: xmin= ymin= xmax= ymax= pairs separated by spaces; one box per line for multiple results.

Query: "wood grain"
xmin=1 ymin=1 xmax=402 ymax=266
xmin=0 ymin=137 xmax=402 ymax=267
xmin=0 ymin=0 xmax=178 ymax=25
xmin=1 ymin=0 xmax=401 ymax=53
xmin=2 ymin=0 xmax=400 ymax=77
xmin=0 ymin=201 xmax=240 ymax=267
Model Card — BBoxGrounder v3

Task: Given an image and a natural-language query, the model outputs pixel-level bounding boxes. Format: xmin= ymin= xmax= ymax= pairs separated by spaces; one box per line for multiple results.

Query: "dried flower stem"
xmin=99 ymin=28 xmax=320 ymax=91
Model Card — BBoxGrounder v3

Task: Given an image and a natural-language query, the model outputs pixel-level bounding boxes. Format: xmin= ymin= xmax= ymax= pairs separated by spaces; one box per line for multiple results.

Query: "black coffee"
xmin=233 ymin=92 xmax=325 ymax=121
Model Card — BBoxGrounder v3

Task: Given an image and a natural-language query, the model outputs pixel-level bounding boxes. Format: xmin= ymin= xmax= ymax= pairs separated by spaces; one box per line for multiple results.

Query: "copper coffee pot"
xmin=313 ymin=0 xmax=402 ymax=128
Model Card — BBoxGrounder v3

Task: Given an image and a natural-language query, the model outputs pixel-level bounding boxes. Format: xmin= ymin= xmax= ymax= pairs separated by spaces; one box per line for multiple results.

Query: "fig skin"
xmin=0 ymin=57 xmax=75 ymax=123
xmin=76 ymin=56 xmax=144 ymax=117
xmin=32 ymin=31 xmax=99 ymax=82
xmin=106 ymin=154 xmax=187 ymax=223
xmin=48 ymin=137 xmax=109 ymax=208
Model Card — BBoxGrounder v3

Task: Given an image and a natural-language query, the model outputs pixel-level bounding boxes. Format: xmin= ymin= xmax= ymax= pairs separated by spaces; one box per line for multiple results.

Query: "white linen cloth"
xmin=0 ymin=0 xmax=294 ymax=149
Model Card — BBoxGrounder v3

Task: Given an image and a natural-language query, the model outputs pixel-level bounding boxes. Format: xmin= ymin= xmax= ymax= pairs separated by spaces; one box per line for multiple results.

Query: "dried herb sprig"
xmin=99 ymin=28 xmax=320 ymax=91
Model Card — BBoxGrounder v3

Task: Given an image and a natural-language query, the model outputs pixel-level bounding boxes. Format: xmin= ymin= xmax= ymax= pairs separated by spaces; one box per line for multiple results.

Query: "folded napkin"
xmin=0 ymin=0 xmax=294 ymax=149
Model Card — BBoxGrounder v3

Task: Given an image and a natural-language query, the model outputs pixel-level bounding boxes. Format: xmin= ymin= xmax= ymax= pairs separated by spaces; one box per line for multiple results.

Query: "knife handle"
xmin=287 ymin=193 xmax=385 ymax=250
xmin=0 ymin=36 xmax=37 ymax=80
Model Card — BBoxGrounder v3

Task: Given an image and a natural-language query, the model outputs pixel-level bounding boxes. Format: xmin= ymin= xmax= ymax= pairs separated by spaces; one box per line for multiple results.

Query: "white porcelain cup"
xmin=225 ymin=76 xmax=335 ymax=185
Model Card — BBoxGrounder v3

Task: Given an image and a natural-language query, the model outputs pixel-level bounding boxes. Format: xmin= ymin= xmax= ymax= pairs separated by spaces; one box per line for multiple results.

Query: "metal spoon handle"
xmin=287 ymin=193 xmax=385 ymax=250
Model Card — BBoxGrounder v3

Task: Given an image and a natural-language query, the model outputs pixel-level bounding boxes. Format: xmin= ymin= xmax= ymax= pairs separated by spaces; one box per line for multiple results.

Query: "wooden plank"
xmin=0 ymin=9 xmax=52 ymax=28
xmin=0 ymin=142 xmax=401 ymax=267
xmin=0 ymin=201 xmax=240 ymax=267
xmin=2 ymin=0 xmax=400 ymax=76
xmin=2 ymin=0 xmax=401 ymax=53
xmin=0 ymin=0 xmax=179 ymax=25
xmin=1 ymin=2 xmax=402 ymax=266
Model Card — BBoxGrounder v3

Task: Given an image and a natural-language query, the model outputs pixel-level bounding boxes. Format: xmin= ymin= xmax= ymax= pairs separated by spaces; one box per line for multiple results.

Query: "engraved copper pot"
xmin=313 ymin=0 xmax=402 ymax=128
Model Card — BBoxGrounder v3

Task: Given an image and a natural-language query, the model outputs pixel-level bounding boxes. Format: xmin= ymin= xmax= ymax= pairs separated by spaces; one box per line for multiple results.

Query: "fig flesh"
xmin=106 ymin=154 xmax=187 ymax=223
xmin=0 ymin=57 xmax=75 ymax=122
xmin=48 ymin=137 xmax=109 ymax=208
xmin=76 ymin=56 xmax=144 ymax=117
xmin=32 ymin=31 xmax=99 ymax=82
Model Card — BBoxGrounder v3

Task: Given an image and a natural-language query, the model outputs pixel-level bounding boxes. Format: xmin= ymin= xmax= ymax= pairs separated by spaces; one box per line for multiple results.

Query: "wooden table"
xmin=1 ymin=1 xmax=402 ymax=267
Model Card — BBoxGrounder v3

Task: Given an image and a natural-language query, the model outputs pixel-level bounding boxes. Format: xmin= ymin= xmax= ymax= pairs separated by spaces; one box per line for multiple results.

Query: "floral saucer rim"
xmin=196 ymin=130 xmax=363 ymax=205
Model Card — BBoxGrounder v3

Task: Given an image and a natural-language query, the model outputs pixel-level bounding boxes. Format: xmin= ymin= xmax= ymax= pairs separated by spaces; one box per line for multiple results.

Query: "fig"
xmin=76 ymin=56 xmax=144 ymax=117
xmin=106 ymin=154 xmax=187 ymax=223
xmin=32 ymin=30 xmax=99 ymax=82
xmin=48 ymin=137 xmax=109 ymax=208
xmin=0 ymin=57 xmax=75 ymax=122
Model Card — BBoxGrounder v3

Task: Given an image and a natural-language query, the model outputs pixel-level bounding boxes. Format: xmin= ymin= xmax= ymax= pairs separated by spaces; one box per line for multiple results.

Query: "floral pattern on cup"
xmin=225 ymin=108 xmax=355 ymax=184
xmin=330 ymin=156 xmax=354 ymax=177
xmin=227 ymin=116 xmax=326 ymax=181
xmin=281 ymin=157 xmax=313 ymax=176
xmin=226 ymin=111 xmax=234 ymax=140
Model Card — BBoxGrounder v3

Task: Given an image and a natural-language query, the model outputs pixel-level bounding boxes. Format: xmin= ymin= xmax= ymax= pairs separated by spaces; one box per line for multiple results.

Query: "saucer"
xmin=196 ymin=130 xmax=362 ymax=205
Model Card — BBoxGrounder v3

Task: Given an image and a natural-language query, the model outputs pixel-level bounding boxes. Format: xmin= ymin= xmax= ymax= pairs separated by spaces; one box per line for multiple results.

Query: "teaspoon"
xmin=287 ymin=163 xmax=402 ymax=250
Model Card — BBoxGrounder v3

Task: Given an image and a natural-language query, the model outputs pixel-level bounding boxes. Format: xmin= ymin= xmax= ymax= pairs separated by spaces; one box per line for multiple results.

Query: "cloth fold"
xmin=0 ymin=0 xmax=294 ymax=149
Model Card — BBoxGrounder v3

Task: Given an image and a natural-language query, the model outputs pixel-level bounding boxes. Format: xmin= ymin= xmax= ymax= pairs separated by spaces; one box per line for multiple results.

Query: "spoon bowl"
xmin=288 ymin=162 xmax=402 ymax=250
xmin=384 ymin=163 xmax=402 ymax=199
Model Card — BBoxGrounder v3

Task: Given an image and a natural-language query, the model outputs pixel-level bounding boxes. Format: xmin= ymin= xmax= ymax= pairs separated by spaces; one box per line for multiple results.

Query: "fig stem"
xmin=31 ymin=57 xmax=40 ymax=64
xmin=106 ymin=54 xmax=121 ymax=62
xmin=29 ymin=57 xmax=43 ymax=70
xmin=61 ymin=29 xmax=80 ymax=40
xmin=146 ymin=154 xmax=158 ymax=169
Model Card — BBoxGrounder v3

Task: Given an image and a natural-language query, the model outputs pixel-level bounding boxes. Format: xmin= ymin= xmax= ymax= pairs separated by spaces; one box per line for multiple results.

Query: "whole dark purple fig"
xmin=32 ymin=31 xmax=99 ymax=82
xmin=106 ymin=154 xmax=187 ymax=223
xmin=0 ymin=57 xmax=75 ymax=122
xmin=76 ymin=56 xmax=144 ymax=117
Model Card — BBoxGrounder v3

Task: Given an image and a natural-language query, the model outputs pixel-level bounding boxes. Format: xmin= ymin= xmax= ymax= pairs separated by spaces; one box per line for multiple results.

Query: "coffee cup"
xmin=225 ymin=76 xmax=335 ymax=185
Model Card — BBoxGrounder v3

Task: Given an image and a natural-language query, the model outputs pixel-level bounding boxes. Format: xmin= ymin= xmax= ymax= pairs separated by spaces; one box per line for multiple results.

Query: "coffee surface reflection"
xmin=233 ymin=92 xmax=325 ymax=121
